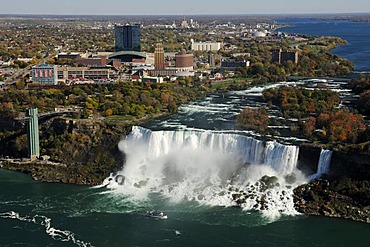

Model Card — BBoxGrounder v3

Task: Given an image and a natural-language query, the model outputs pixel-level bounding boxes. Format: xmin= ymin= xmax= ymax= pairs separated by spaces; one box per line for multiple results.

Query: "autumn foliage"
xmin=316 ymin=109 xmax=366 ymax=143
xmin=262 ymin=85 xmax=340 ymax=118
xmin=236 ymin=107 xmax=270 ymax=133
xmin=348 ymin=75 xmax=370 ymax=115
xmin=262 ymin=85 xmax=367 ymax=144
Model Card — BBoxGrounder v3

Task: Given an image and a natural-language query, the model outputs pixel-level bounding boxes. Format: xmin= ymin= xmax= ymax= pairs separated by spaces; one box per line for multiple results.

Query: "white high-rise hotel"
xmin=191 ymin=41 xmax=222 ymax=52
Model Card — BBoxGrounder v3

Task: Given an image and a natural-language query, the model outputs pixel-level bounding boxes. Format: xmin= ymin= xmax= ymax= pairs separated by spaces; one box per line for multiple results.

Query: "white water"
xmin=311 ymin=149 xmax=333 ymax=180
xmin=104 ymin=126 xmax=308 ymax=220
xmin=0 ymin=211 xmax=93 ymax=247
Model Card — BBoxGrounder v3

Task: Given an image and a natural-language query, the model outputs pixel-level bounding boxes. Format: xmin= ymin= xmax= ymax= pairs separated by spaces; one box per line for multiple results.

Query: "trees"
xmin=302 ymin=117 xmax=316 ymax=137
xmin=1 ymin=80 xmax=209 ymax=122
xmin=236 ymin=107 xmax=270 ymax=133
xmin=347 ymin=76 xmax=370 ymax=114
xmin=348 ymin=76 xmax=370 ymax=94
xmin=321 ymin=110 xmax=366 ymax=143
xmin=249 ymin=62 xmax=265 ymax=77
xmin=0 ymin=102 xmax=18 ymax=119
xmin=358 ymin=90 xmax=370 ymax=115
xmin=262 ymin=85 xmax=368 ymax=144
xmin=263 ymin=86 xmax=340 ymax=118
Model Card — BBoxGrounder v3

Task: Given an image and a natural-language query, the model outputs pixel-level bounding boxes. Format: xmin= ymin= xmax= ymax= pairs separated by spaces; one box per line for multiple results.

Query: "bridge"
xmin=15 ymin=110 xmax=77 ymax=122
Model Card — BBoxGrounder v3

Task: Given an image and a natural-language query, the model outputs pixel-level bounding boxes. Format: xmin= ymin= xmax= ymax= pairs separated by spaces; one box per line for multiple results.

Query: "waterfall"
xmin=120 ymin=126 xmax=298 ymax=169
xmin=105 ymin=126 xmax=306 ymax=218
xmin=264 ymin=141 xmax=299 ymax=175
xmin=311 ymin=149 xmax=333 ymax=180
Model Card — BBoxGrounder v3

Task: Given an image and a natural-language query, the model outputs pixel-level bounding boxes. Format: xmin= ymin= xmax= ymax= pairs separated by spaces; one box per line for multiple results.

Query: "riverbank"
xmin=1 ymin=99 xmax=370 ymax=225
xmin=0 ymin=118 xmax=134 ymax=185
xmin=0 ymin=105 xmax=185 ymax=185
xmin=1 ymin=78 xmax=369 ymax=224
xmin=294 ymin=178 xmax=370 ymax=223
xmin=0 ymin=159 xmax=100 ymax=185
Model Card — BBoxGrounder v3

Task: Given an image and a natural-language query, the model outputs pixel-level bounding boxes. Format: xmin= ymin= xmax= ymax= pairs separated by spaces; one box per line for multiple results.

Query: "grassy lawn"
xmin=211 ymin=78 xmax=251 ymax=90
xmin=106 ymin=115 xmax=136 ymax=121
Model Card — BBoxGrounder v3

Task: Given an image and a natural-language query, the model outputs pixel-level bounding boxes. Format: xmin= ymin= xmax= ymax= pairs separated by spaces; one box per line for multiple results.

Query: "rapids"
xmin=104 ymin=126 xmax=309 ymax=220
xmin=100 ymin=78 xmax=358 ymax=220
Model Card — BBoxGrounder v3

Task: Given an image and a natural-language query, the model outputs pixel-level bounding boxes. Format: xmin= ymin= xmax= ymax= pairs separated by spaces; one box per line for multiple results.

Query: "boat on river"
xmin=147 ymin=210 xmax=168 ymax=219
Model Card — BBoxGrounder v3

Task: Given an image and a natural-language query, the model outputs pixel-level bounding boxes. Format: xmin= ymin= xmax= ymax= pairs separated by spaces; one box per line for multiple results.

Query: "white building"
xmin=191 ymin=41 xmax=222 ymax=52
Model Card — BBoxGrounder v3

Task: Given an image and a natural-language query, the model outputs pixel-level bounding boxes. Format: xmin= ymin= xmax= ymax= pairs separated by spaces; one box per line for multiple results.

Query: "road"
xmin=5 ymin=50 xmax=58 ymax=83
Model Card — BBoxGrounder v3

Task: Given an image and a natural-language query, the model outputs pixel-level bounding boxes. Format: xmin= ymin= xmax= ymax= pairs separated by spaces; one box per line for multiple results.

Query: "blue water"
xmin=276 ymin=18 xmax=370 ymax=72
xmin=1 ymin=18 xmax=370 ymax=247
xmin=1 ymin=169 xmax=370 ymax=247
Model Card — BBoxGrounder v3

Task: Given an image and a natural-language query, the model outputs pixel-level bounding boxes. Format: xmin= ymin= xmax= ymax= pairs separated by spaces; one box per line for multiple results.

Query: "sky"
xmin=0 ymin=0 xmax=369 ymax=15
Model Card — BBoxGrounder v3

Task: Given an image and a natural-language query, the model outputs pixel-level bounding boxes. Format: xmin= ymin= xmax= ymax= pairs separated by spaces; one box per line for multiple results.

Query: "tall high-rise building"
xmin=208 ymin=53 xmax=216 ymax=67
xmin=114 ymin=24 xmax=141 ymax=52
xmin=271 ymin=49 xmax=299 ymax=64
xmin=26 ymin=108 xmax=40 ymax=160
xmin=154 ymin=43 xmax=165 ymax=70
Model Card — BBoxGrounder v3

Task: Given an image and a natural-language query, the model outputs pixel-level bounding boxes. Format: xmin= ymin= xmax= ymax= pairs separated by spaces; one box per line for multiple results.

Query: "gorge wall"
xmin=297 ymin=143 xmax=370 ymax=179
xmin=1 ymin=117 xmax=132 ymax=185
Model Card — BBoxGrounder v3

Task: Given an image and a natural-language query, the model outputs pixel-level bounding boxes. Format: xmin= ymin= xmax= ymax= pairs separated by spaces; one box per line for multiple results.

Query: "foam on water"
xmin=0 ymin=211 xmax=93 ymax=247
xmin=180 ymin=104 xmax=232 ymax=114
xmin=230 ymin=81 xmax=304 ymax=96
xmin=103 ymin=126 xmax=309 ymax=220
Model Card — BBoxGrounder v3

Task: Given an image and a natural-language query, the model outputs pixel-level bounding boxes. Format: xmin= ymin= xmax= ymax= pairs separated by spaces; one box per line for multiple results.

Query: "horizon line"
xmin=0 ymin=12 xmax=370 ymax=17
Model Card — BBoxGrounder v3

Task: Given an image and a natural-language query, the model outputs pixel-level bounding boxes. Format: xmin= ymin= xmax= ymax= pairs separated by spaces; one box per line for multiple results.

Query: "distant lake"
xmin=276 ymin=18 xmax=370 ymax=72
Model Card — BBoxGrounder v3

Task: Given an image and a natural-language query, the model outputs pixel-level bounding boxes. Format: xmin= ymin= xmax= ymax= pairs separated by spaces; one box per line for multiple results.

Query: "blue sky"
xmin=1 ymin=0 xmax=369 ymax=15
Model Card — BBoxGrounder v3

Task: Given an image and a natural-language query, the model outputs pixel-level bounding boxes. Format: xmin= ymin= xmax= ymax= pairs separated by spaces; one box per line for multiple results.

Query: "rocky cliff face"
xmin=294 ymin=179 xmax=370 ymax=223
xmin=297 ymin=143 xmax=322 ymax=175
xmin=42 ymin=119 xmax=132 ymax=185
xmin=297 ymin=143 xmax=370 ymax=179
xmin=294 ymin=144 xmax=370 ymax=223
xmin=330 ymin=151 xmax=370 ymax=179
xmin=1 ymin=117 xmax=132 ymax=185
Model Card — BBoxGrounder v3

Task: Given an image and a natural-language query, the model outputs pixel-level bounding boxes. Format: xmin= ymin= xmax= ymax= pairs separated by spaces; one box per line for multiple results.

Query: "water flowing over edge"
xmin=102 ymin=126 xmax=320 ymax=221
xmin=311 ymin=149 xmax=333 ymax=180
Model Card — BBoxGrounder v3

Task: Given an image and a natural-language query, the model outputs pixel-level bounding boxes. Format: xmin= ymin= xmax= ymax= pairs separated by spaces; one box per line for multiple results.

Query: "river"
xmin=277 ymin=17 xmax=370 ymax=72
xmin=1 ymin=18 xmax=370 ymax=246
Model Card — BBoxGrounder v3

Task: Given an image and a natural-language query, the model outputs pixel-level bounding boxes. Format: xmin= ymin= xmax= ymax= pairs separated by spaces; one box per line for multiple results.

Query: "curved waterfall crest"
xmin=107 ymin=126 xmax=306 ymax=218
xmin=121 ymin=126 xmax=299 ymax=168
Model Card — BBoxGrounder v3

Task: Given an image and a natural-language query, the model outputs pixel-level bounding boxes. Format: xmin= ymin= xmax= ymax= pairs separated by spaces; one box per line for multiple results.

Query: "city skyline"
xmin=0 ymin=0 xmax=369 ymax=15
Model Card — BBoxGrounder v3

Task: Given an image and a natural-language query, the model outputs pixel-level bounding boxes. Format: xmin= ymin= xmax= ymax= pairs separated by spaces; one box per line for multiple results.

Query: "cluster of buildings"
xmin=29 ymin=21 xmax=299 ymax=86
xmin=31 ymin=63 xmax=119 ymax=85
xmin=32 ymin=24 xmax=199 ymax=85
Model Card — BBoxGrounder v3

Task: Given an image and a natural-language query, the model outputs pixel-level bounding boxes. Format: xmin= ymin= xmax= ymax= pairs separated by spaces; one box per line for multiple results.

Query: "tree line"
xmin=237 ymin=85 xmax=369 ymax=150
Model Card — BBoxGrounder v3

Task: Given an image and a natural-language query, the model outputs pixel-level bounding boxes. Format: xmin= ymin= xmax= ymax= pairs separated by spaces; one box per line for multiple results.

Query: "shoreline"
xmin=0 ymin=159 xmax=101 ymax=185
xmin=1 ymin=160 xmax=369 ymax=224
xmin=1 ymin=128 xmax=369 ymax=224
xmin=1 ymin=76 xmax=369 ymax=223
